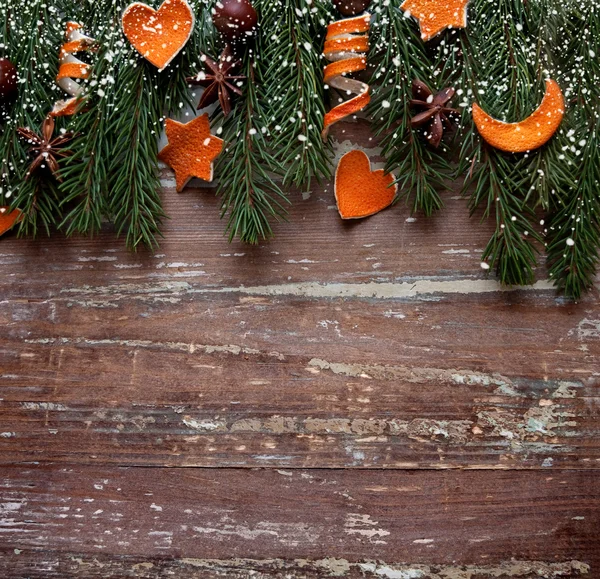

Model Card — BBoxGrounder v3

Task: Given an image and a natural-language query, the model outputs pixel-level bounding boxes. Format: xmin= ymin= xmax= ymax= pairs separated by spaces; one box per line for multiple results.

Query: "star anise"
xmin=17 ymin=115 xmax=74 ymax=181
xmin=186 ymin=45 xmax=246 ymax=117
xmin=410 ymin=79 xmax=459 ymax=148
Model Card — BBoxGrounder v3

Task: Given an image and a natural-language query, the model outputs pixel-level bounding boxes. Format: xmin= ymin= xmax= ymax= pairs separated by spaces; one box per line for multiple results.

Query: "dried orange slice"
xmin=0 ymin=207 xmax=22 ymax=237
xmin=335 ymin=150 xmax=397 ymax=219
xmin=158 ymin=114 xmax=224 ymax=192
xmin=122 ymin=0 xmax=194 ymax=71
xmin=401 ymin=0 xmax=469 ymax=41
xmin=473 ymin=79 xmax=565 ymax=153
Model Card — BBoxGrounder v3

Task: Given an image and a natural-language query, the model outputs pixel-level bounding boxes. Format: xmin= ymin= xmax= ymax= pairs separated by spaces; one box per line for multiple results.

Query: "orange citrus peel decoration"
xmin=51 ymin=22 xmax=96 ymax=117
xmin=122 ymin=0 xmax=194 ymax=71
xmin=401 ymin=0 xmax=469 ymax=41
xmin=335 ymin=150 xmax=397 ymax=219
xmin=322 ymin=13 xmax=371 ymax=140
xmin=473 ymin=79 xmax=565 ymax=153
xmin=0 ymin=207 xmax=22 ymax=237
xmin=158 ymin=113 xmax=224 ymax=192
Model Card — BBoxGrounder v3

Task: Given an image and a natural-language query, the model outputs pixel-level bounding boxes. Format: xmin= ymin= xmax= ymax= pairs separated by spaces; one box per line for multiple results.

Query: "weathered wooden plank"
xmin=0 ymin=336 xmax=598 ymax=469
xmin=2 ymin=288 xmax=599 ymax=379
xmin=0 ymin=552 xmax=594 ymax=578
xmin=0 ymin=466 xmax=598 ymax=576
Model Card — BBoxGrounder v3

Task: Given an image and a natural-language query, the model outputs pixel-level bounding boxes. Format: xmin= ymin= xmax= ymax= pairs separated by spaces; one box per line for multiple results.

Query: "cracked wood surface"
xmin=1 ymin=121 xmax=599 ymax=575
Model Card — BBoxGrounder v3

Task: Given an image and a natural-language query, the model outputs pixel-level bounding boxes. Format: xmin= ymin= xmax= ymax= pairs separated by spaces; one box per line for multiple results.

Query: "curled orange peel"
xmin=51 ymin=22 xmax=95 ymax=117
xmin=322 ymin=13 xmax=371 ymax=140
xmin=472 ymin=79 xmax=565 ymax=153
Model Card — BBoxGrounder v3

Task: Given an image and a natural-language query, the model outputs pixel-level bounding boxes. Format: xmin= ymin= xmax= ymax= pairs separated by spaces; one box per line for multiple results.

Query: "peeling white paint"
xmin=25 ymin=337 xmax=285 ymax=361
xmin=206 ymin=279 xmax=556 ymax=300
xmin=57 ymin=278 xmax=556 ymax=306
xmin=572 ymin=318 xmax=600 ymax=341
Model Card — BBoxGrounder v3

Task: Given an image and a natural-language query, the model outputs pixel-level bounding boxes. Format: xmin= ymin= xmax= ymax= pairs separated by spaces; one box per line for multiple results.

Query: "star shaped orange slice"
xmin=401 ymin=0 xmax=469 ymax=41
xmin=158 ymin=113 xmax=224 ymax=192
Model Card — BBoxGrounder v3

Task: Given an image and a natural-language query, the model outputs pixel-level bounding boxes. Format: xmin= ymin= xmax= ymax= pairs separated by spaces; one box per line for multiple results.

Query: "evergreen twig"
xmin=368 ymin=0 xmax=449 ymax=216
xmin=260 ymin=0 xmax=332 ymax=189
xmin=216 ymin=54 xmax=288 ymax=244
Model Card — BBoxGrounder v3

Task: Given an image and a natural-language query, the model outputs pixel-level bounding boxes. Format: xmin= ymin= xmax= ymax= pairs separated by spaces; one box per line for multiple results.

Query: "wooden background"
xmin=1 ymin=120 xmax=599 ymax=577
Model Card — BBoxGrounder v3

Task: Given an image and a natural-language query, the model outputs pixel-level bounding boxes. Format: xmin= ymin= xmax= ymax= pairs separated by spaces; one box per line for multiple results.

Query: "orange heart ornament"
xmin=335 ymin=150 xmax=397 ymax=220
xmin=122 ymin=0 xmax=194 ymax=71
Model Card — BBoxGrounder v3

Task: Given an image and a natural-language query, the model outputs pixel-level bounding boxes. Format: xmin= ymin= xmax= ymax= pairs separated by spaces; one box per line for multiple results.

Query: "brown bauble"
xmin=332 ymin=0 xmax=371 ymax=16
xmin=213 ymin=0 xmax=258 ymax=42
xmin=0 ymin=58 xmax=18 ymax=102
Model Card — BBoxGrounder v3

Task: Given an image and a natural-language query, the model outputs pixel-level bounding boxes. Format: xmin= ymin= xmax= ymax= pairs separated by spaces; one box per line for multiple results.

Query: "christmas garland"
xmin=0 ymin=0 xmax=599 ymax=299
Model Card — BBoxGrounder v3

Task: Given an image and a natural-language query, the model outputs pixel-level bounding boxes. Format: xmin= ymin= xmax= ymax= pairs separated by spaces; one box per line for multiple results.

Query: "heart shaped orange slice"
xmin=335 ymin=150 xmax=397 ymax=219
xmin=122 ymin=0 xmax=194 ymax=71
xmin=0 ymin=207 xmax=22 ymax=237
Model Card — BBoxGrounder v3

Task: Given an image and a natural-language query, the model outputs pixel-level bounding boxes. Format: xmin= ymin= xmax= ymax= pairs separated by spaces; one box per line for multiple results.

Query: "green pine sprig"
xmin=368 ymin=0 xmax=450 ymax=216
xmin=449 ymin=0 xmax=548 ymax=285
xmin=544 ymin=0 xmax=600 ymax=298
xmin=259 ymin=0 xmax=332 ymax=189
xmin=1 ymin=0 xmax=64 ymax=236
xmin=216 ymin=53 xmax=289 ymax=244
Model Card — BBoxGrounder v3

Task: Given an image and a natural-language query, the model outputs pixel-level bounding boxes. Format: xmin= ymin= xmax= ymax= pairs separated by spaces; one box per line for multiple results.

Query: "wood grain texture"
xmin=0 ymin=336 xmax=598 ymax=469
xmin=1 ymin=120 xmax=599 ymax=575
xmin=0 ymin=465 xmax=598 ymax=576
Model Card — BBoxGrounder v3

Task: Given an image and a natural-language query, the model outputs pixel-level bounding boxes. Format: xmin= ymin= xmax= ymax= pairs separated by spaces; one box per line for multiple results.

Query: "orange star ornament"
xmin=158 ymin=113 xmax=224 ymax=192
xmin=401 ymin=0 xmax=469 ymax=41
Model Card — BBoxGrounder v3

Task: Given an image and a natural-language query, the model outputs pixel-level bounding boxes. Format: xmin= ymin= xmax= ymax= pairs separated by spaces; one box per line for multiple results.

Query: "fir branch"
xmin=546 ymin=121 xmax=600 ymax=299
xmin=451 ymin=0 xmax=546 ymax=284
xmin=468 ymin=147 xmax=542 ymax=285
xmin=368 ymin=0 xmax=448 ymax=216
xmin=58 ymin=4 xmax=122 ymax=237
xmin=1 ymin=0 xmax=64 ymax=236
xmin=544 ymin=0 xmax=600 ymax=298
xmin=107 ymin=58 xmax=166 ymax=250
xmin=216 ymin=56 xmax=288 ymax=244
xmin=259 ymin=0 xmax=332 ymax=189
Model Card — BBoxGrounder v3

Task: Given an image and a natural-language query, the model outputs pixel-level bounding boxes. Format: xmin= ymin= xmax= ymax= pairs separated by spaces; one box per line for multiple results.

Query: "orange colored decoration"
xmin=158 ymin=113 xmax=224 ymax=192
xmin=0 ymin=207 xmax=22 ymax=237
xmin=322 ymin=13 xmax=371 ymax=140
xmin=52 ymin=22 xmax=96 ymax=117
xmin=122 ymin=0 xmax=194 ymax=71
xmin=472 ymin=79 xmax=565 ymax=153
xmin=401 ymin=0 xmax=469 ymax=41
xmin=335 ymin=150 xmax=397 ymax=219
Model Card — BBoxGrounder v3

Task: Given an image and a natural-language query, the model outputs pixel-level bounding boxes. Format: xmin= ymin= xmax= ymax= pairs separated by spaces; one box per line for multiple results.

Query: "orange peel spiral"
xmin=51 ymin=22 xmax=95 ymax=117
xmin=322 ymin=13 xmax=371 ymax=140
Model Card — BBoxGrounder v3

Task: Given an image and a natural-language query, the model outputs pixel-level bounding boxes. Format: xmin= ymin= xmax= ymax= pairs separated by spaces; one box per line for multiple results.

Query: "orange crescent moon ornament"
xmin=401 ymin=0 xmax=469 ymax=41
xmin=472 ymin=79 xmax=565 ymax=153
xmin=322 ymin=13 xmax=371 ymax=140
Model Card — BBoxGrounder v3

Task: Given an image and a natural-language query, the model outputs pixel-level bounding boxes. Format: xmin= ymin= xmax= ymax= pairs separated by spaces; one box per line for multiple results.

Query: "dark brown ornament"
xmin=213 ymin=0 xmax=258 ymax=42
xmin=0 ymin=58 xmax=18 ymax=102
xmin=410 ymin=79 xmax=458 ymax=148
xmin=332 ymin=0 xmax=371 ymax=16
xmin=17 ymin=116 xmax=74 ymax=181
xmin=187 ymin=45 xmax=246 ymax=117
